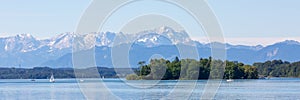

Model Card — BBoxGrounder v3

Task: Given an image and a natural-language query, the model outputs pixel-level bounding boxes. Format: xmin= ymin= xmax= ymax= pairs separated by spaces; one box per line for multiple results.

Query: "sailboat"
xmin=226 ymin=71 xmax=234 ymax=82
xmin=49 ymin=73 xmax=55 ymax=83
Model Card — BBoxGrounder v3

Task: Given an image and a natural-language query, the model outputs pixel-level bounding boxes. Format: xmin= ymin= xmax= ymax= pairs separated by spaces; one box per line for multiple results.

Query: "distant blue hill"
xmin=42 ymin=40 xmax=300 ymax=68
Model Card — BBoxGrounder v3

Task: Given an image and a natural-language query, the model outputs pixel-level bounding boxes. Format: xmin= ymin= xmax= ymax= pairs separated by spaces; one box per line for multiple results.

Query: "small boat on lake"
xmin=227 ymin=71 xmax=234 ymax=82
xmin=49 ymin=74 xmax=55 ymax=83
xmin=226 ymin=79 xmax=234 ymax=82
xmin=79 ymin=79 xmax=84 ymax=82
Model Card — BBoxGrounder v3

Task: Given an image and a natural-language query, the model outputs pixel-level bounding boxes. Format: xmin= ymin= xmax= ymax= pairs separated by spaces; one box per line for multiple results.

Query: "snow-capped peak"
xmin=133 ymin=26 xmax=193 ymax=47
xmin=135 ymin=33 xmax=173 ymax=47
xmin=95 ymin=32 xmax=116 ymax=47
xmin=3 ymin=33 xmax=39 ymax=52
xmin=12 ymin=34 xmax=36 ymax=42
xmin=158 ymin=26 xmax=175 ymax=34
xmin=49 ymin=32 xmax=75 ymax=49
xmin=16 ymin=34 xmax=34 ymax=39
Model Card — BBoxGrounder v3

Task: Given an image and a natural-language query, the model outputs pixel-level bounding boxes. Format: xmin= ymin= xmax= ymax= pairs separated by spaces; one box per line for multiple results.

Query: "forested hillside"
xmin=127 ymin=57 xmax=259 ymax=80
xmin=254 ymin=60 xmax=300 ymax=77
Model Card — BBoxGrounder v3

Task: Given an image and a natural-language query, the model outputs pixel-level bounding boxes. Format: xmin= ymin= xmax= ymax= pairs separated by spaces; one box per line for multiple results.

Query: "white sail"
xmin=49 ymin=74 xmax=55 ymax=83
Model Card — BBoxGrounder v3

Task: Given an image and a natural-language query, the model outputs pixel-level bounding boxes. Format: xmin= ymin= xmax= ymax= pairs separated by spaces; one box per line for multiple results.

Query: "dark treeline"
xmin=126 ymin=57 xmax=259 ymax=80
xmin=254 ymin=60 xmax=300 ymax=77
xmin=0 ymin=67 xmax=134 ymax=79
xmin=1 ymin=59 xmax=299 ymax=79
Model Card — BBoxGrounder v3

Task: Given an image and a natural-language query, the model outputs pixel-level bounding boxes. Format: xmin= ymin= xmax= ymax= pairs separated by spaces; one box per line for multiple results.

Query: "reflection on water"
xmin=0 ymin=78 xmax=300 ymax=100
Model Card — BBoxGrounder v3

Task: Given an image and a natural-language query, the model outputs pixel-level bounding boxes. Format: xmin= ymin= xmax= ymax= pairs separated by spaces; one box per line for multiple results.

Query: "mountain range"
xmin=1 ymin=26 xmax=300 ymax=68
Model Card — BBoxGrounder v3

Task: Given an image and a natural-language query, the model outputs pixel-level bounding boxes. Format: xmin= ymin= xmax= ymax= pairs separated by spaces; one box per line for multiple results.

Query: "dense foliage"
xmin=254 ymin=60 xmax=300 ymax=77
xmin=0 ymin=67 xmax=134 ymax=79
xmin=2 ymin=59 xmax=299 ymax=79
xmin=126 ymin=57 xmax=259 ymax=80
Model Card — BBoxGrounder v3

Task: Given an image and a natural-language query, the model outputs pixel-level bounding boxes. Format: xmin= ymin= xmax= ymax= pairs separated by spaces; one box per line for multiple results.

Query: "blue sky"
xmin=0 ymin=0 xmax=300 ymax=45
xmin=0 ymin=0 xmax=91 ymax=38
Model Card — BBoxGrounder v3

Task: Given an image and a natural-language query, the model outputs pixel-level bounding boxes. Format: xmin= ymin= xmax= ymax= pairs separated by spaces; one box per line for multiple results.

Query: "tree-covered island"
xmin=126 ymin=57 xmax=259 ymax=80
xmin=0 ymin=57 xmax=299 ymax=80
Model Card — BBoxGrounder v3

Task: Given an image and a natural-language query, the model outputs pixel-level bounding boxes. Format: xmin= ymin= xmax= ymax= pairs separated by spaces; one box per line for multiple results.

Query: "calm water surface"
xmin=0 ymin=78 xmax=299 ymax=100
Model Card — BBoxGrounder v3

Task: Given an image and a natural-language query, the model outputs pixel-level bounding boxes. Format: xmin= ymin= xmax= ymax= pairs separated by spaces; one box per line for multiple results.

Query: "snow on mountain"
xmin=156 ymin=26 xmax=193 ymax=45
xmin=1 ymin=34 xmax=41 ymax=52
xmin=48 ymin=32 xmax=75 ymax=50
xmin=0 ymin=28 xmax=197 ymax=67
xmin=133 ymin=26 xmax=194 ymax=47
xmin=267 ymin=48 xmax=279 ymax=58
xmin=95 ymin=32 xmax=116 ymax=47
xmin=135 ymin=33 xmax=173 ymax=47
xmin=0 ymin=27 xmax=300 ymax=67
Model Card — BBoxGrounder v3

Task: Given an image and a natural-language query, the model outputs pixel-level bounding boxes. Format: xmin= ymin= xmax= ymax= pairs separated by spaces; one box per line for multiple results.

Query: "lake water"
xmin=0 ymin=78 xmax=299 ymax=100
